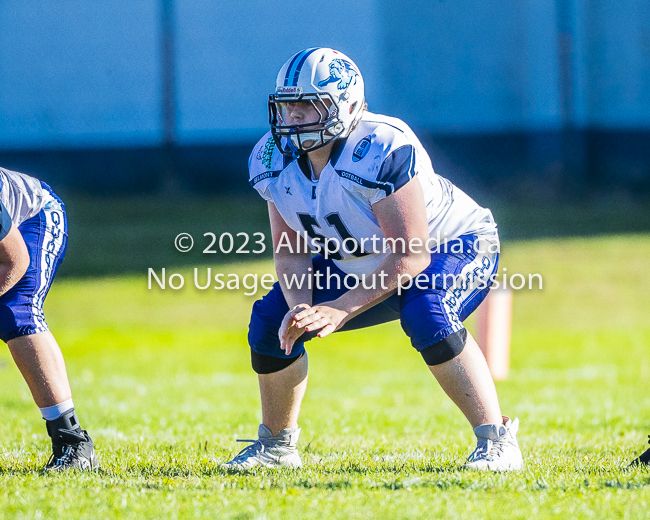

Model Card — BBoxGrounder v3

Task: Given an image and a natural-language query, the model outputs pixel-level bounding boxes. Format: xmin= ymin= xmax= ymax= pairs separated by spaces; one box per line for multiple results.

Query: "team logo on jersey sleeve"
xmin=256 ymin=136 xmax=276 ymax=169
xmin=352 ymin=136 xmax=372 ymax=162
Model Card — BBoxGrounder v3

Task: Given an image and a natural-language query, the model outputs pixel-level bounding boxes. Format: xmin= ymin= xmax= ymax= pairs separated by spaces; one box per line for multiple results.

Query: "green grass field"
xmin=1 ymin=197 xmax=649 ymax=518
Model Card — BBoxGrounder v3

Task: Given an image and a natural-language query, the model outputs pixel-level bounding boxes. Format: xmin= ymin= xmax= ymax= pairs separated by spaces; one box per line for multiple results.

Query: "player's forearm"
xmin=274 ymin=252 xmax=314 ymax=309
xmin=331 ymin=250 xmax=430 ymax=318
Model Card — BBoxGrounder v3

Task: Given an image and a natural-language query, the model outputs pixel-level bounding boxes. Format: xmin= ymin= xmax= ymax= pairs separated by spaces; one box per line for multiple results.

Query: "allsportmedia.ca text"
xmin=269 ymin=230 xmax=501 ymax=258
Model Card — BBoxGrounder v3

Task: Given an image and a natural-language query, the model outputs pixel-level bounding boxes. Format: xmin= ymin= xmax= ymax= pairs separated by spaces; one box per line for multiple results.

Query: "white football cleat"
xmin=463 ymin=416 xmax=523 ymax=472
xmin=221 ymin=424 xmax=302 ymax=471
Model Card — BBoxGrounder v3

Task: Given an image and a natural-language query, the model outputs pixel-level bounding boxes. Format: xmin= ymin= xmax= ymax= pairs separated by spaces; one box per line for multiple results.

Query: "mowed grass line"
xmin=0 ymin=235 xmax=649 ymax=519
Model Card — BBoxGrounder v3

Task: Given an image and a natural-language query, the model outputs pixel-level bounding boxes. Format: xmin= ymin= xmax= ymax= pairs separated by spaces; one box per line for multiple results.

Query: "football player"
xmin=0 ymin=166 xmax=97 ymax=470
xmin=223 ymin=48 xmax=523 ymax=472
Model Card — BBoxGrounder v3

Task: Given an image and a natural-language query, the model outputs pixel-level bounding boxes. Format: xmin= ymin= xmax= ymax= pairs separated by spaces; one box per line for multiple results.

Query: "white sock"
xmin=40 ymin=398 xmax=74 ymax=421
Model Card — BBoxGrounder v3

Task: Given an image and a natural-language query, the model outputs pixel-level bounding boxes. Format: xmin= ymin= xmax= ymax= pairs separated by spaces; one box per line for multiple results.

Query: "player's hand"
xmin=279 ymin=304 xmax=311 ymax=356
xmin=292 ymin=304 xmax=349 ymax=340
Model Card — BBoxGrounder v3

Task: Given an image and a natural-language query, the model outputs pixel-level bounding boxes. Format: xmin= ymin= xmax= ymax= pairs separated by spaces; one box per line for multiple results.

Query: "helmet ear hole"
xmin=349 ymin=101 xmax=357 ymax=115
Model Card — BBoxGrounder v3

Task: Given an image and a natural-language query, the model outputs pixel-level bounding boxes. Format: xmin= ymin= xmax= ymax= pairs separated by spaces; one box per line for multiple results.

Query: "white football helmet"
xmin=269 ymin=48 xmax=365 ymax=156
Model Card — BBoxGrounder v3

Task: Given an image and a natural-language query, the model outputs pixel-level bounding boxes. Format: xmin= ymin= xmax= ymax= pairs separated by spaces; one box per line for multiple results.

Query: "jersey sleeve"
xmin=333 ymin=120 xmax=420 ymax=207
xmin=248 ymin=133 xmax=284 ymax=202
xmin=0 ymin=199 xmax=13 ymax=241
xmin=367 ymin=144 xmax=416 ymax=205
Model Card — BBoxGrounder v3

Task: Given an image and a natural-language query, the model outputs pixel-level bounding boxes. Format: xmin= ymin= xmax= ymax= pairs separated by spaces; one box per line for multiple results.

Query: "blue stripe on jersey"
xmin=329 ymin=137 xmax=348 ymax=167
xmin=376 ymin=145 xmax=415 ymax=192
xmin=285 ymin=48 xmax=318 ymax=86
xmin=250 ymin=170 xmax=282 ymax=187
xmin=335 ymin=170 xmax=393 ymax=196
xmin=0 ymin=199 xmax=12 ymax=241
xmin=283 ymin=153 xmax=294 ymax=169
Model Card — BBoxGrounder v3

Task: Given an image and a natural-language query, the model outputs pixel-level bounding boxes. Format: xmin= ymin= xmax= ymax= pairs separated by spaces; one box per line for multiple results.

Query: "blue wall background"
xmin=0 ymin=0 xmax=648 ymax=196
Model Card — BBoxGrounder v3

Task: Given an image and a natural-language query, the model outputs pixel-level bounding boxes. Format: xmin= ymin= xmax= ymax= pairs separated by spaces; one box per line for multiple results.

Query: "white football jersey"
xmin=0 ymin=167 xmax=52 ymax=226
xmin=249 ymin=112 xmax=497 ymax=276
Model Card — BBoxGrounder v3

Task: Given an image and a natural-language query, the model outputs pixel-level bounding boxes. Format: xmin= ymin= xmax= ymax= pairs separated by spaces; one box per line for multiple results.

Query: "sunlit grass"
xmin=0 ymin=234 xmax=649 ymax=519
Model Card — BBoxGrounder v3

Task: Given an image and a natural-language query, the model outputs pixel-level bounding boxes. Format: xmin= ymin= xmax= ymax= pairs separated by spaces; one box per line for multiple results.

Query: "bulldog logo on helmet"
xmin=318 ymin=59 xmax=359 ymax=91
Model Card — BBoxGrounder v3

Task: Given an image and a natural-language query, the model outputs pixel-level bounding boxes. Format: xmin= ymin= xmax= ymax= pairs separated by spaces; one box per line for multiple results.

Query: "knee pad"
xmin=419 ymin=328 xmax=467 ymax=366
xmin=251 ymin=350 xmax=305 ymax=374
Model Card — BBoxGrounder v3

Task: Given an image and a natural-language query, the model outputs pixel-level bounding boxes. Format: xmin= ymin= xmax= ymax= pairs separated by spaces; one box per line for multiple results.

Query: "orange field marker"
xmin=475 ymin=286 xmax=513 ymax=381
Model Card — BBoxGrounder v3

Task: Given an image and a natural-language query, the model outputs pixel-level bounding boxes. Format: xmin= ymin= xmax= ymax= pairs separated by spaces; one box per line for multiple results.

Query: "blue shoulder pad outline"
xmin=376 ymin=145 xmax=416 ymax=192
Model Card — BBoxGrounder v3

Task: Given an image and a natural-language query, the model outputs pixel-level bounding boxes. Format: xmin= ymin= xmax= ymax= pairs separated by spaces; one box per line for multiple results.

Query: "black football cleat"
xmin=44 ymin=408 xmax=98 ymax=471
xmin=629 ymin=435 xmax=650 ymax=468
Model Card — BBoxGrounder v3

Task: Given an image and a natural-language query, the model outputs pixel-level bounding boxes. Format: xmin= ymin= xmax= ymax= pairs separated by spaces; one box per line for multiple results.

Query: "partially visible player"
xmin=0 ymin=166 xmax=97 ymax=471
xmin=222 ymin=48 xmax=523 ymax=472
xmin=630 ymin=436 xmax=649 ymax=467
